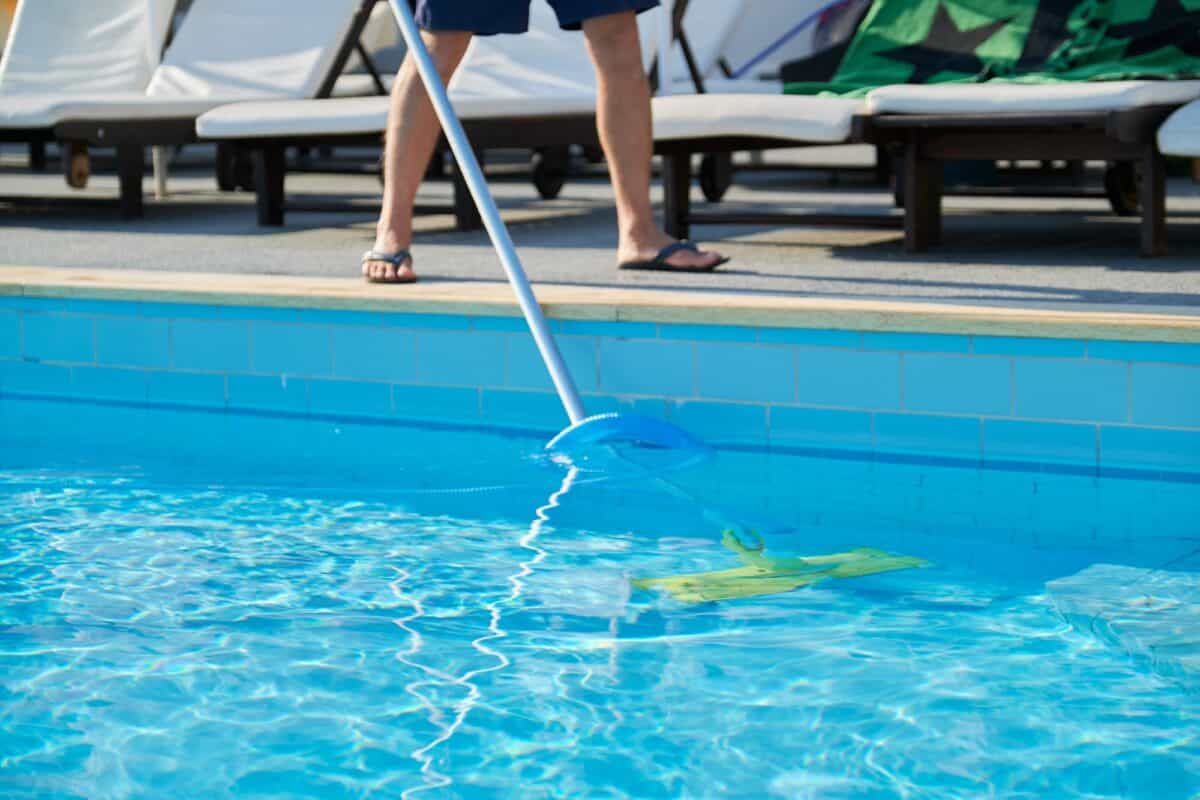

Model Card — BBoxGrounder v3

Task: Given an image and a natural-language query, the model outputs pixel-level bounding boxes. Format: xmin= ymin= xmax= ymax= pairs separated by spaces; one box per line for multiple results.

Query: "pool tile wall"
xmin=1 ymin=296 xmax=1198 ymax=478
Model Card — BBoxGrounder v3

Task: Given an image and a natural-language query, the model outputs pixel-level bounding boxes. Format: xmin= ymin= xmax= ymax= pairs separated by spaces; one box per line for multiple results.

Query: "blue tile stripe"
xmin=2 ymin=297 xmax=1198 ymax=476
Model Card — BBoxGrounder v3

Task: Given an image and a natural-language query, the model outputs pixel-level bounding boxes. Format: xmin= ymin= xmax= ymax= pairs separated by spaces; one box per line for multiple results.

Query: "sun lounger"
xmin=196 ymin=2 xmax=661 ymax=228
xmin=0 ymin=0 xmax=176 ymax=176
xmin=651 ymin=92 xmax=894 ymax=239
xmin=1158 ymin=99 xmax=1200 ymax=159
xmin=855 ymin=81 xmax=1200 ymax=255
xmin=38 ymin=0 xmax=381 ymax=218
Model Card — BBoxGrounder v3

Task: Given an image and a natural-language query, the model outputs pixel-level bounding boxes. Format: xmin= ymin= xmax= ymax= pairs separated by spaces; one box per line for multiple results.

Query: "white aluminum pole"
xmin=387 ymin=0 xmax=586 ymax=425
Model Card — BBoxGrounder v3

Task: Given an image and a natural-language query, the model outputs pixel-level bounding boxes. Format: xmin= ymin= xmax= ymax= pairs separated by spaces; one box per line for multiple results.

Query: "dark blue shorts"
xmin=415 ymin=0 xmax=659 ymax=34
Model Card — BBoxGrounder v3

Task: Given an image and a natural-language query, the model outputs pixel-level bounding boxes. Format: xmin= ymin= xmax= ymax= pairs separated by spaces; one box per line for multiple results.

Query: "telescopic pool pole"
xmin=387 ymin=0 xmax=586 ymax=426
xmin=387 ymin=1 xmax=704 ymax=454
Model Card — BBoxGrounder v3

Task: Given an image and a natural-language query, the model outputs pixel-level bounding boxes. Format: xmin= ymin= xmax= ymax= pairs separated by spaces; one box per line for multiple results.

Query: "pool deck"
xmin=4 ymin=265 xmax=1199 ymax=344
xmin=2 ymin=147 xmax=1200 ymax=341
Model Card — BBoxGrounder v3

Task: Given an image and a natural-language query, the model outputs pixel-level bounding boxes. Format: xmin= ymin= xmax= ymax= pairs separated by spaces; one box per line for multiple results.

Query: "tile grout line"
xmin=1126 ymin=362 xmax=1133 ymax=424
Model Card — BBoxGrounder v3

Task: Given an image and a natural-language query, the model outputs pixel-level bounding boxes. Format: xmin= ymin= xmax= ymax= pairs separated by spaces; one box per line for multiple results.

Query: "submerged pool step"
xmin=1047 ymin=563 xmax=1200 ymax=684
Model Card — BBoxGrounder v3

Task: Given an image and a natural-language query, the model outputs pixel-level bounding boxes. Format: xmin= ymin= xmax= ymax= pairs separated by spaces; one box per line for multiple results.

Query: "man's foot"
xmin=618 ymin=234 xmax=728 ymax=273
xmin=362 ymin=243 xmax=417 ymax=284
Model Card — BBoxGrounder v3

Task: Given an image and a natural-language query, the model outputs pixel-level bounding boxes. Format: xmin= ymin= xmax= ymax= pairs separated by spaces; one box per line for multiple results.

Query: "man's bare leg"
xmin=582 ymin=12 xmax=724 ymax=270
xmin=365 ymin=30 xmax=472 ymax=283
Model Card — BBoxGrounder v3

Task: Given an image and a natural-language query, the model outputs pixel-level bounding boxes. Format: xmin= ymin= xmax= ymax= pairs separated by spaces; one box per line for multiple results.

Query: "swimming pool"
xmin=2 ymin=396 xmax=1197 ymax=798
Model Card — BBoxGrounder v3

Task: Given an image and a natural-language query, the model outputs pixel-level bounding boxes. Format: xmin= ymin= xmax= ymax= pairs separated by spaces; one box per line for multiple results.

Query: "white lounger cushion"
xmin=444 ymin=3 xmax=599 ymax=118
xmin=0 ymin=0 xmax=175 ymax=96
xmin=147 ymin=0 xmax=365 ymax=101
xmin=653 ymin=94 xmax=861 ymax=144
xmin=676 ymin=77 xmax=784 ymax=95
xmin=198 ymin=97 xmax=387 ymax=139
xmin=197 ymin=92 xmax=602 ymax=140
xmin=199 ymin=92 xmax=860 ymax=144
xmin=200 ymin=1 xmax=602 ymax=139
xmin=866 ymin=80 xmax=1200 ymax=115
xmin=1158 ymin=99 xmax=1200 ymax=157
xmin=668 ymin=0 xmax=747 ymax=83
xmin=0 ymin=0 xmax=366 ymax=127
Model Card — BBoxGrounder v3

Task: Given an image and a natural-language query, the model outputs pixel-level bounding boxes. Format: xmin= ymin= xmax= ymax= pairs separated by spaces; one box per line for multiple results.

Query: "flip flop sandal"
xmin=618 ymin=241 xmax=730 ymax=273
xmin=362 ymin=249 xmax=416 ymax=284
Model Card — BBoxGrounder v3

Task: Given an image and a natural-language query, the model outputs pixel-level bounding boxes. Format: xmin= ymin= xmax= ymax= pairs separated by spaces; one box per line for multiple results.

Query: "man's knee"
xmin=417 ymin=30 xmax=473 ymax=79
xmin=582 ymin=12 xmax=644 ymax=76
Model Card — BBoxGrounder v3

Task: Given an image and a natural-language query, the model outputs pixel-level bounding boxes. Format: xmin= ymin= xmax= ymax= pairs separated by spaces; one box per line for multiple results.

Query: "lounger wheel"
xmin=699 ymin=154 xmax=733 ymax=203
xmin=216 ymin=144 xmax=254 ymax=192
xmin=532 ymin=148 xmax=569 ymax=200
xmin=63 ymin=142 xmax=90 ymax=189
xmin=1105 ymin=162 xmax=1140 ymax=217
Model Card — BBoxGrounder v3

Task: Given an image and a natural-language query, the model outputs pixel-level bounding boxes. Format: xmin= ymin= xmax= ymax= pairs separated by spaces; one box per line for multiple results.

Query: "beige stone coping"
xmin=3 ymin=265 xmax=1199 ymax=343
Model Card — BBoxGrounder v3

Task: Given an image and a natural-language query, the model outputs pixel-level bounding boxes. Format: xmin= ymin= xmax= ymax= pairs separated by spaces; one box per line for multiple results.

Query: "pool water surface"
xmin=1 ymin=398 xmax=1198 ymax=798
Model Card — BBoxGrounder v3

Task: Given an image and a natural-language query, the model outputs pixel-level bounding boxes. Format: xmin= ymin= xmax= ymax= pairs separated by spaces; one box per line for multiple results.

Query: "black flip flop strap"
xmin=655 ymin=241 xmax=700 ymax=263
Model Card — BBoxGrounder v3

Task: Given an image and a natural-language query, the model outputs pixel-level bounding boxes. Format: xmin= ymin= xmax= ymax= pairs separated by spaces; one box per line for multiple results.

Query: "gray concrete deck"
xmin=2 ymin=145 xmax=1199 ymax=315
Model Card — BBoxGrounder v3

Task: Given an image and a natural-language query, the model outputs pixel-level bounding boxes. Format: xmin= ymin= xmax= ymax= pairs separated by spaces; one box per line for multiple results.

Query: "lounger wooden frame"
xmin=47 ymin=0 xmax=383 ymax=219
xmin=853 ymin=104 xmax=1179 ymax=257
xmin=230 ymin=114 xmax=601 ymax=229
xmin=655 ymin=135 xmax=901 ymax=241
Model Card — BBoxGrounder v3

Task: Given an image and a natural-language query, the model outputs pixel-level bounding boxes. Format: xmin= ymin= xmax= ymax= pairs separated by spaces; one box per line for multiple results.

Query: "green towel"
xmin=633 ymin=530 xmax=928 ymax=604
xmin=785 ymin=0 xmax=1200 ymax=97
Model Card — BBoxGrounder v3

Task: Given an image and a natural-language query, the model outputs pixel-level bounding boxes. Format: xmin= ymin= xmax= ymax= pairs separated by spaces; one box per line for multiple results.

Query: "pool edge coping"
xmin=3 ymin=265 xmax=1200 ymax=343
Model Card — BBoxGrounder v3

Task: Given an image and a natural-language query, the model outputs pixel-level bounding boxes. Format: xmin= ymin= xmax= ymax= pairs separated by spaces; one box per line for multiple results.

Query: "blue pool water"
xmin=1 ymin=397 xmax=1198 ymax=799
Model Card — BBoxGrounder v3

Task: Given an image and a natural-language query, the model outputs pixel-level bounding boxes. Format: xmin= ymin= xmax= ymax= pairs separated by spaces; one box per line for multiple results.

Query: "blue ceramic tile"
xmin=984 ymin=420 xmax=1097 ymax=466
xmin=481 ymin=389 xmax=567 ymax=430
xmin=1087 ymin=340 xmax=1200 ymax=365
xmin=379 ymin=312 xmax=472 ymax=330
xmin=95 ymin=317 xmax=170 ymax=369
xmin=219 ymin=305 xmax=303 ymax=322
xmin=417 ymin=331 xmax=506 ymax=386
xmin=172 ymin=319 xmax=250 ymax=372
xmin=71 ymin=299 xmax=144 ymax=317
xmin=656 ymin=323 xmax=758 ymax=342
xmin=667 ymin=400 xmax=768 ymax=445
xmin=298 ymin=309 xmax=383 ymax=326
xmin=796 ymin=350 xmax=900 ymax=409
xmin=599 ymin=339 xmax=694 ymax=396
xmin=251 ymin=323 xmax=333 ymax=376
xmin=0 ymin=361 xmax=73 ymax=395
xmin=332 ymin=327 xmax=417 ymax=383
xmin=875 ymin=413 xmax=982 ymax=459
xmin=903 ymin=354 xmax=1010 ymax=415
xmin=471 ymin=316 xmax=529 ymax=332
xmin=71 ymin=367 xmax=147 ymax=401
xmin=309 ymin=379 xmax=391 ymax=417
xmin=769 ymin=407 xmax=873 ymax=450
xmin=554 ymin=319 xmax=658 ymax=339
xmin=581 ymin=395 xmax=669 ymax=419
xmin=1131 ymin=365 xmax=1200 ymax=428
xmin=1101 ymin=426 xmax=1200 ymax=472
xmin=972 ymin=336 xmax=1084 ymax=358
xmin=695 ymin=343 xmax=794 ymax=403
xmin=862 ymin=332 xmax=970 ymax=353
xmin=756 ymin=328 xmax=861 ymax=348
xmin=139 ymin=301 xmax=225 ymax=319
xmin=0 ymin=311 xmax=18 ymax=359
xmin=508 ymin=335 xmax=597 ymax=392
xmin=21 ymin=313 xmax=93 ymax=363
xmin=0 ymin=296 xmax=56 ymax=311
xmin=1014 ymin=360 xmax=1127 ymax=423
xmin=227 ymin=374 xmax=308 ymax=412
xmin=147 ymin=371 xmax=226 ymax=407
xmin=392 ymin=384 xmax=480 ymax=422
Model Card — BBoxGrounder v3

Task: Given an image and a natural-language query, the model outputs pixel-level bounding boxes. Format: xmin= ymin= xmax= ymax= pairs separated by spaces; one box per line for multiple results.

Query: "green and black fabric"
xmin=784 ymin=0 xmax=1200 ymax=96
